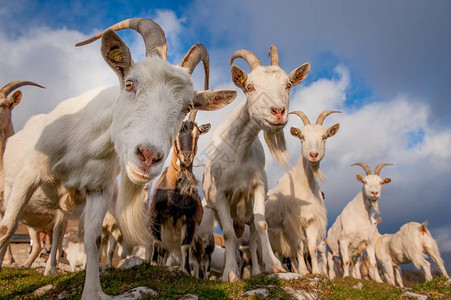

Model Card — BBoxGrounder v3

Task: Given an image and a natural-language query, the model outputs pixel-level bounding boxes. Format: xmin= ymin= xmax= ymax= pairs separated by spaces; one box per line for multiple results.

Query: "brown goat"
xmin=150 ymin=111 xmax=210 ymax=277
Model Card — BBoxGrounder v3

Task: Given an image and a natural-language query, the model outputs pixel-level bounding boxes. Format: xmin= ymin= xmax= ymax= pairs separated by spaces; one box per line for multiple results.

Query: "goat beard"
xmin=264 ymin=130 xmax=290 ymax=169
xmin=177 ymin=168 xmax=199 ymax=195
xmin=310 ymin=162 xmax=325 ymax=182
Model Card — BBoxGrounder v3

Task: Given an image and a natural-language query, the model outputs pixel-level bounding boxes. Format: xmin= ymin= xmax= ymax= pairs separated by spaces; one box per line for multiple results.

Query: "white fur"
xmin=0 ymin=36 xmax=235 ymax=300
xmin=266 ymin=115 xmax=339 ymax=275
xmin=326 ymin=171 xmax=389 ymax=282
xmin=203 ymin=58 xmax=309 ymax=281
xmin=373 ymin=221 xmax=449 ymax=287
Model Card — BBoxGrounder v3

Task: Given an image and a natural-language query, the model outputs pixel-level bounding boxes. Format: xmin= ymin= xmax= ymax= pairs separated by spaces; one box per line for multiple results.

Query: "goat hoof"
xmin=267 ymin=263 xmax=286 ymax=274
xmin=223 ymin=269 xmax=238 ymax=282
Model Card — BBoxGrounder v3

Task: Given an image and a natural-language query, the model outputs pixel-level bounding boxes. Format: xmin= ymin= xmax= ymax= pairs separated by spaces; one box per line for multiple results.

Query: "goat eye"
xmin=246 ymin=84 xmax=255 ymax=92
xmin=300 ymin=135 xmax=305 ymax=141
xmin=286 ymin=82 xmax=292 ymax=90
xmin=184 ymin=104 xmax=193 ymax=114
xmin=125 ymin=80 xmax=134 ymax=91
xmin=322 ymin=135 xmax=327 ymax=140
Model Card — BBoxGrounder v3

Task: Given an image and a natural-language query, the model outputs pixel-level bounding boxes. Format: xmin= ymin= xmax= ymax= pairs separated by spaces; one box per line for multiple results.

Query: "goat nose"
xmin=270 ymin=106 xmax=286 ymax=117
xmin=309 ymin=152 xmax=318 ymax=159
xmin=136 ymin=145 xmax=163 ymax=169
xmin=371 ymin=191 xmax=378 ymax=196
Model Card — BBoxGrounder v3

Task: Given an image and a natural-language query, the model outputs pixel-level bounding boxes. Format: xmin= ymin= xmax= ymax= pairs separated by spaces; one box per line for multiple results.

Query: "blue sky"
xmin=1 ymin=0 xmax=451 ymax=269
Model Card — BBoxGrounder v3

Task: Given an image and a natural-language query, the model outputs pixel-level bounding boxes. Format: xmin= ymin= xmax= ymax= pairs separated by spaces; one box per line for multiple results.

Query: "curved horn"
xmin=268 ymin=45 xmax=280 ymax=66
xmin=229 ymin=49 xmax=262 ymax=70
xmin=179 ymin=44 xmax=209 ymax=90
xmin=374 ymin=163 xmax=393 ymax=176
xmin=289 ymin=111 xmax=310 ymax=126
xmin=0 ymin=81 xmax=45 ymax=97
xmin=351 ymin=162 xmax=371 ymax=176
xmin=316 ymin=110 xmax=342 ymax=125
xmin=76 ymin=18 xmax=167 ymax=60
xmin=188 ymin=110 xmax=197 ymax=122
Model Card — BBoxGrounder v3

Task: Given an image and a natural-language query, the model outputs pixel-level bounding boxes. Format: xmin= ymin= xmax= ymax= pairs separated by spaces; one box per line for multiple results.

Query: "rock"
xmin=352 ymin=282 xmax=363 ymax=290
xmin=117 ymin=256 xmax=146 ymax=269
xmin=58 ymin=291 xmax=70 ymax=299
xmin=182 ymin=294 xmax=199 ymax=300
xmin=244 ymin=288 xmax=269 ymax=297
xmin=113 ymin=287 xmax=158 ymax=299
xmin=308 ymin=277 xmax=321 ymax=286
xmin=400 ymin=291 xmax=428 ymax=300
xmin=268 ymin=272 xmax=302 ymax=280
xmin=283 ymin=286 xmax=318 ymax=300
xmin=33 ymin=284 xmax=53 ymax=296
xmin=446 ymin=278 xmax=451 ymax=286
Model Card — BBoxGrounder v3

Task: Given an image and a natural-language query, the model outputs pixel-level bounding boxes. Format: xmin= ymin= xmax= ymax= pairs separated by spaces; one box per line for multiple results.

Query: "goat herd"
xmin=0 ymin=17 xmax=448 ymax=299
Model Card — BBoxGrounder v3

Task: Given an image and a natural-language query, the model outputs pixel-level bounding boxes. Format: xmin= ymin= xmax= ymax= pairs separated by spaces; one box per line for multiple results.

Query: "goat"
xmin=203 ymin=45 xmax=310 ymax=281
xmin=0 ymin=81 xmax=45 ymax=266
xmin=0 ymin=18 xmax=236 ymax=299
xmin=266 ymin=110 xmax=340 ymax=275
xmin=326 ymin=162 xmax=392 ymax=282
xmin=150 ymin=110 xmax=210 ymax=277
xmin=373 ymin=219 xmax=449 ymax=287
xmin=190 ymin=200 xmax=216 ymax=279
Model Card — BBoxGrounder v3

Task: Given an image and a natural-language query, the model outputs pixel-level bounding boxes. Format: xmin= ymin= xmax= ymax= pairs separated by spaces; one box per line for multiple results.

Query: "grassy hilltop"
xmin=0 ymin=264 xmax=450 ymax=299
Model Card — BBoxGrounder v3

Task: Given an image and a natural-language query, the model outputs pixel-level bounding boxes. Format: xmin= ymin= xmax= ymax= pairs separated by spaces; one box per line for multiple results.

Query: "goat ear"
xmin=375 ymin=217 xmax=382 ymax=225
xmin=288 ymin=62 xmax=310 ymax=88
xmin=327 ymin=123 xmax=340 ymax=138
xmin=290 ymin=127 xmax=301 ymax=137
xmin=8 ymin=90 xmax=22 ymax=109
xmin=193 ymin=89 xmax=237 ymax=111
xmin=356 ymin=174 xmax=364 ymax=183
xmin=101 ymin=29 xmax=133 ymax=85
xmin=231 ymin=65 xmax=248 ymax=89
xmin=382 ymin=177 xmax=391 ymax=185
xmin=199 ymin=123 xmax=211 ymax=135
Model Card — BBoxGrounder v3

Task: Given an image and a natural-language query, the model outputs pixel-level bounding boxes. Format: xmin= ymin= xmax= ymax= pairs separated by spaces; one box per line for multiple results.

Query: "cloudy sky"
xmin=1 ymin=1 xmax=450 ymax=268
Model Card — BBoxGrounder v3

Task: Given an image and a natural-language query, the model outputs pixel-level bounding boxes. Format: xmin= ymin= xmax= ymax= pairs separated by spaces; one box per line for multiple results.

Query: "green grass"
xmin=0 ymin=265 xmax=449 ymax=299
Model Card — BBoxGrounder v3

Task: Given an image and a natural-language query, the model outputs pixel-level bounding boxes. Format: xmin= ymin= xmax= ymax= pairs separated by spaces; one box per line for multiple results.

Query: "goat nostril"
xmin=152 ymin=152 xmax=163 ymax=164
xmin=136 ymin=146 xmax=146 ymax=162
xmin=280 ymin=107 xmax=286 ymax=115
xmin=270 ymin=106 xmax=277 ymax=115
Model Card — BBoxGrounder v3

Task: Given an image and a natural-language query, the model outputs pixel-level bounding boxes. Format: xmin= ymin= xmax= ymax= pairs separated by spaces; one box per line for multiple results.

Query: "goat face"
xmin=291 ymin=123 xmax=339 ymax=164
xmin=356 ymin=174 xmax=391 ymax=213
xmin=174 ymin=119 xmax=211 ymax=168
xmin=230 ymin=48 xmax=310 ymax=133
xmin=100 ymin=30 xmax=236 ymax=185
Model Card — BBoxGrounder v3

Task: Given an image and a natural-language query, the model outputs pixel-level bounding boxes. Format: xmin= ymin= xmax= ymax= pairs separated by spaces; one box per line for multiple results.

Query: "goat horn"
xmin=351 ymin=162 xmax=371 ymax=176
xmin=179 ymin=43 xmax=209 ymax=90
xmin=289 ymin=111 xmax=310 ymax=126
xmin=374 ymin=163 xmax=393 ymax=175
xmin=188 ymin=110 xmax=197 ymax=122
xmin=316 ymin=110 xmax=342 ymax=125
xmin=268 ymin=45 xmax=279 ymax=66
xmin=76 ymin=18 xmax=168 ymax=60
xmin=229 ymin=49 xmax=262 ymax=70
xmin=0 ymin=81 xmax=45 ymax=97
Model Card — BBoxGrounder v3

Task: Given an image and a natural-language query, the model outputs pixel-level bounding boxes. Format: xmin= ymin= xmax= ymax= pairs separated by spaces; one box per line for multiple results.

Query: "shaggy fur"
xmin=266 ymin=112 xmax=339 ymax=275
xmin=203 ymin=47 xmax=310 ymax=281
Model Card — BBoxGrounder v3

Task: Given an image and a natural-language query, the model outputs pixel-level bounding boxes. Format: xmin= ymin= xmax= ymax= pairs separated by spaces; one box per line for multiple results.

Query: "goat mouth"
xmin=264 ymin=119 xmax=287 ymax=130
xmin=126 ymin=162 xmax=151 ymax=183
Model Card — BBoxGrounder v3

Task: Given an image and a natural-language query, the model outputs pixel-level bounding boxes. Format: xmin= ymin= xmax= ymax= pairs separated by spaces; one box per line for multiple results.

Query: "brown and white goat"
xmin=150 ymin=111 xmax=210 ymax=277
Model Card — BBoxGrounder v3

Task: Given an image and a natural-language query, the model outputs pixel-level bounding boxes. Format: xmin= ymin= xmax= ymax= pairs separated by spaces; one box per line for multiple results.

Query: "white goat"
xmin=326 ymin=162 xmax=392 ymax=282
xmin=0 ymin=18 xmax=236 ymax=300
xmin=373 ymin=219 xmax=449 ymax=287
xmin=203 ymin=46 xmax=310 ymax=281
xmin=265 ymin=110 xmax=340 ymax=275
xmin=0 ymin=81 xmax=45 ymax=265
